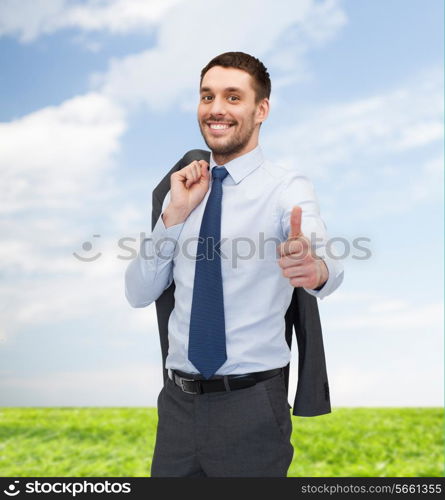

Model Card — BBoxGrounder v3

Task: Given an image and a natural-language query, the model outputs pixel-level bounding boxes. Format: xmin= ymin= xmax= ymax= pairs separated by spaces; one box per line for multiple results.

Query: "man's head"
xmin=198 ymin=52 xmax=271 ymax=164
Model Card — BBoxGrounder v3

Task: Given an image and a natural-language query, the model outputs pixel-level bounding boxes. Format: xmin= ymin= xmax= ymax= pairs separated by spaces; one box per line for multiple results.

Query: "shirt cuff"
xmin=304 ymin=255 xmax=344 ymax=300
xmin=140 ymin=212 xmax=185 ymax=261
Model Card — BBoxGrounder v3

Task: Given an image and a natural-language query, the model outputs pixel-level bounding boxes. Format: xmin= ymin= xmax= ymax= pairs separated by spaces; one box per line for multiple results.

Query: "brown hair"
xmin=200 ymin=51 xmax=271 ymax=103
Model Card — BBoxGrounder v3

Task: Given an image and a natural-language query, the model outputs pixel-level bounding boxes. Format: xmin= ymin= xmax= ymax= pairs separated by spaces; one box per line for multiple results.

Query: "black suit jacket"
xmin=151 ymin=149 xmax=331 ymax=417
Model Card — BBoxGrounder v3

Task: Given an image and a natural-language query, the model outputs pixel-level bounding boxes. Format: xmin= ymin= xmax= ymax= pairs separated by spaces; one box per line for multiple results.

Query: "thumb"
xmin=288 ymin=206 xmax=302 ymax=240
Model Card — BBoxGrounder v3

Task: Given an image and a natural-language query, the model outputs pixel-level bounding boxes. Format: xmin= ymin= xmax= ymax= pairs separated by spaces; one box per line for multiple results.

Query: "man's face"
xmin=198 ymin=66 xmax=268 ymax=161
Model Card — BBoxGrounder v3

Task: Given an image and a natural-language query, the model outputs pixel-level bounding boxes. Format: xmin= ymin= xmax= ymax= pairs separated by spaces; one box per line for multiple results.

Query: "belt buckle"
xmin=179 ymin=377 xmax=201 ymax=395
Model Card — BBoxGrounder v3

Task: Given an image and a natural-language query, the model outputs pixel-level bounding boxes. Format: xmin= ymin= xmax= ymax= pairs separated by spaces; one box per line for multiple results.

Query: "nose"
xmin=208 ymin=95 xmax=227 ymax=117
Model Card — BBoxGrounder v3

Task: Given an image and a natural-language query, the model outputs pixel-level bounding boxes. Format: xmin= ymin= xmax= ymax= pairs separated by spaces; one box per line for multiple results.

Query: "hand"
xmin=276 ymin=206 xmax=329 ymax=290
xmin=163 ymin=160 xmax=210 ymax=227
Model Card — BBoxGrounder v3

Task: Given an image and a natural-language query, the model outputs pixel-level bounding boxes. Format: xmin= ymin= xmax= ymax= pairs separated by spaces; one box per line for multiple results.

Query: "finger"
xmin=280 ymin=246 xmax=314 ymax=269
xmin=188 ymin=162 xmax=201 ymax=187
xmin=289 ymin=275 xmax=310 ymax=288
xmin=185 ymin=169 xmax=196 ymax=189
xmin=282 ymin=265 xmax=306 ymax=279
xmin=278 ymin=253 xmax=309 ymax=270
xmin=179 ymin=165 xmax=191 ymax=187
xmin=200 ymin=168 xmax=209 ymax=185
xmin=198 ymin=160 xmax=210 ymax=179
xmin=278 ymin=256 xmax=311 ymax=276
xmin=288 ymin=206 xmax=302 ymax=240
xmin=277 ymin=239 xmax=303 ymax=258
xmin=198 ymin=159 xmax=209 ymax=172
xmin=277 ymin=237 xmax=310 ymax=258
xmin=191 ymin=161 xmax=200 ymax=181
xmin=185 ymin=162 xmax=196 ymax=181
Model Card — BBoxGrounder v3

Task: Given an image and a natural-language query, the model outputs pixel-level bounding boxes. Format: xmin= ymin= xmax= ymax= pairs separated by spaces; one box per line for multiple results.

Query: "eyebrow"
xmin=200 ymin=86 xmax=244 ymax=94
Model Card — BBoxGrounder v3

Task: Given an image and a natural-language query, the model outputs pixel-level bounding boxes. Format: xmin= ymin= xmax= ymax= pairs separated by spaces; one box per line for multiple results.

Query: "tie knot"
xmin=212 ymin=166 xmax=229 ymax=181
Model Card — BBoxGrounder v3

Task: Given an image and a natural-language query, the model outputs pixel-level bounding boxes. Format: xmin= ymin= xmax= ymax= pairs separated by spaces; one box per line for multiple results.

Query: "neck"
xmin=212 ymin=141 xmax=259 ymax=166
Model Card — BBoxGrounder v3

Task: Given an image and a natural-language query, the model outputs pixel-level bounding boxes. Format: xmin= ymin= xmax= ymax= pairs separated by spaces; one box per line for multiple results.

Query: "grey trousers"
xmin=150 ymin=369 xmax=294 ymax=477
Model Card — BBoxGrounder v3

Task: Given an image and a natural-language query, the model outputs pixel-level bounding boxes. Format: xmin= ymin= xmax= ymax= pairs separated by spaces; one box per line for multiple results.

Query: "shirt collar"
xmin=209 ymin=144 xmax=264 ymax=184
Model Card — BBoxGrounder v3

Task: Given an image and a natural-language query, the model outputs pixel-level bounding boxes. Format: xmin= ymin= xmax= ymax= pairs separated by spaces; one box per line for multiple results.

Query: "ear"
xmin=256 ymin=97 xmax=270 ymax=125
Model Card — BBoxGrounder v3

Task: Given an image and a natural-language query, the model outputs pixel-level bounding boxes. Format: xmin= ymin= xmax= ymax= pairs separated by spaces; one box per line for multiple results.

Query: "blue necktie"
xmin=188 ymin=166 xmax=229 ymax=379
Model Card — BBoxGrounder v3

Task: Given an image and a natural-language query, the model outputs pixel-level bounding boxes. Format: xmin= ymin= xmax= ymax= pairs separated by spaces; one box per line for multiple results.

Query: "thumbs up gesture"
xmin=277 ymin=206 xmax=329 ymax=290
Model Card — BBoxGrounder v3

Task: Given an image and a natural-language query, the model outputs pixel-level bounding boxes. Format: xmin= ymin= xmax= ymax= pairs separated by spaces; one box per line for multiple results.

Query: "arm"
xmin=125 ymin=159 xmax=210 ymax=307
xmin=124 ymin=204 xmax=184 ymax=308
xmin=277 ymin=172 xmax=344 ymax=300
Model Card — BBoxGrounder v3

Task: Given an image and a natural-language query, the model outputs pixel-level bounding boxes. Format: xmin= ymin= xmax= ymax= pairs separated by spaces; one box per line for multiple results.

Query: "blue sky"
xmin=0 ymin=0 xmax=443 ymax=407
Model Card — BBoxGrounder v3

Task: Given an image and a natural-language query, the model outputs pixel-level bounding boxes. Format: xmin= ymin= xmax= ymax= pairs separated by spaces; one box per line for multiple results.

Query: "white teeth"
xmin=209 ymin=124 xmax=230 ymax=129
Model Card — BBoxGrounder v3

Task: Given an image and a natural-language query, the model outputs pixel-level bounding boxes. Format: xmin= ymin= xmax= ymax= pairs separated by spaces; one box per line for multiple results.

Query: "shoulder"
xmin=260 ymin=158 xmax=319 ymax=209
xmin=260 ymin=158 xmax=315 ymax=190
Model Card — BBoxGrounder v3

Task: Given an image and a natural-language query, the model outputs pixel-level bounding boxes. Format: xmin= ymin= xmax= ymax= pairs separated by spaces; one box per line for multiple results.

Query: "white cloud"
xmin=94 ymin=0 xmax=347 ymax=111
xmin=321 ymin=293 xmax=443 ymax=332
xmin=329 ymin=302 xmax=442 ymax=331
xmin=0 ymin=0 xmax=63 ymax=42
xmin=0 ymin=0 xmax=182 ymax=42
xmin=0 ymin=235 xmax=160 ymax=339
xmin=0 ymin=362 xmax=164 ymax=405
xmin=0 ymin=90 xmax=134 ymax=341
xmin=264 ymin=66 xmax=444 ymax=180
xmin=310 ymin=295 xmax=444 ymax=406
xmin=0 ymin=92 xmax=126 ymax=215
xmin=262 ymin=65 xmax=444 ymax=219
xmin=328 ymin=363 xmax=443 ymax=407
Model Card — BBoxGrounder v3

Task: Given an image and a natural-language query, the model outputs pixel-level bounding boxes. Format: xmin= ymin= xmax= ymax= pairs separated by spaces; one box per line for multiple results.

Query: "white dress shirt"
xmin=125 ymin=144 xmax=343 ymax=375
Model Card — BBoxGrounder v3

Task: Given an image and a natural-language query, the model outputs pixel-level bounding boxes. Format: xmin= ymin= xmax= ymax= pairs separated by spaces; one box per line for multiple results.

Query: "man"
xmin=125 ymin=52 xmax=344 ymax=477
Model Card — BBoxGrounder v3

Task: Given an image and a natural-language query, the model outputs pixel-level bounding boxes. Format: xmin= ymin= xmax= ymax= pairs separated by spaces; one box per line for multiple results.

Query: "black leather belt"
xmin=170 ymin=367 xmax=283 ymax=394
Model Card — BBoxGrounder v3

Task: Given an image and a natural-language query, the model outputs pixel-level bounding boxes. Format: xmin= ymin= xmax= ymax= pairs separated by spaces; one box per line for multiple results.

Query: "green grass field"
xmin=1 ymin=407 xmax=443 ymax=477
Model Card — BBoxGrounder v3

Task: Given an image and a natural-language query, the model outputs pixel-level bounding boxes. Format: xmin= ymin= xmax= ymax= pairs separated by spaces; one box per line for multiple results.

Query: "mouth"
xmin=206 ymin=121 xmax=235 ymax=135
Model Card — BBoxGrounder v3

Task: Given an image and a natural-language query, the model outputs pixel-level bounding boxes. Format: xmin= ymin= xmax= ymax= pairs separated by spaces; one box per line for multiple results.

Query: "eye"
xmin=227 ymin=95 xmax=240 ymax=102
xmin=201 ymin=95 xmax=213 ymax=102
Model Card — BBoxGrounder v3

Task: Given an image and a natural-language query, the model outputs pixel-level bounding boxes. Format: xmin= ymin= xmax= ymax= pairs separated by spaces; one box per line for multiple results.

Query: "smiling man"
xmin=125 ymin=52 xmax=344 ymax=477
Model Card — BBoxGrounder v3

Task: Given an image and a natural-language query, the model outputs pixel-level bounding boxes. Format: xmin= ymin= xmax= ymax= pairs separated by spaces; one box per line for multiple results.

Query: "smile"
xmin=209 ymin=123 xmax=231 ymax=129
xmin=206 ymin=122 xmax=234 ymax=135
